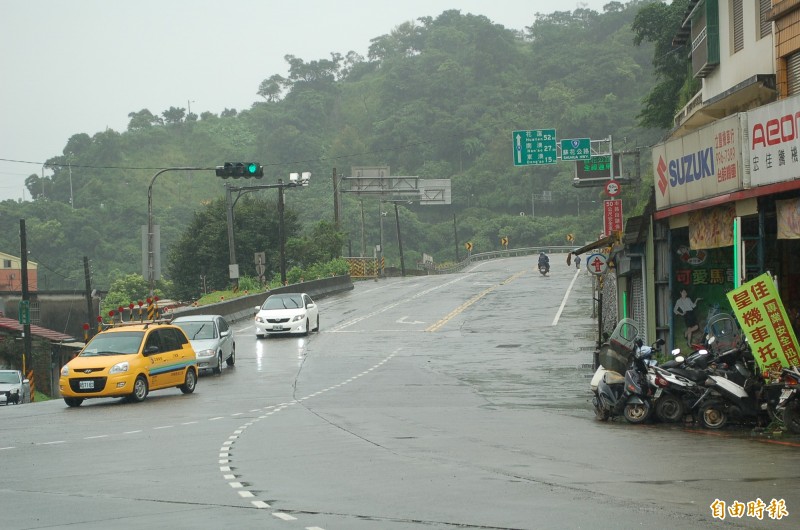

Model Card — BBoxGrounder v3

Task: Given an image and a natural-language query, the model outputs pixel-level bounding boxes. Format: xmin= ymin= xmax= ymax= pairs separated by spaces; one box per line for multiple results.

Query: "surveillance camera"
xmin=289 ymin=172 xmax=299 ymax=182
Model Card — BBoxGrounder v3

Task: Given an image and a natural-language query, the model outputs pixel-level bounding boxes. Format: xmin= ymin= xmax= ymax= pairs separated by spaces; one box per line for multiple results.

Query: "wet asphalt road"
xmin=1 ymin=255 xmax=798 ymax=529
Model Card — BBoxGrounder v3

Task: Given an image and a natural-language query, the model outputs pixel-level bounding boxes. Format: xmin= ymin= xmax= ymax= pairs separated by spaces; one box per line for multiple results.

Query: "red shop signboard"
xmin=604 ymin=199 xmax=623 ymax=236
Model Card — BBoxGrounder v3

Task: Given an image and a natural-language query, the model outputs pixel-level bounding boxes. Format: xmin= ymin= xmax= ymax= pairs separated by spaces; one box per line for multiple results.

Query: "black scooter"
xmin=592 ymin=338 xmax=657 ymax=424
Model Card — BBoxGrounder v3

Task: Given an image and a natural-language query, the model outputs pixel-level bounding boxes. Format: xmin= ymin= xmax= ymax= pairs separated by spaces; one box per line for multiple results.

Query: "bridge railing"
xmin=434 ymin=246 xmax=576 ymax=274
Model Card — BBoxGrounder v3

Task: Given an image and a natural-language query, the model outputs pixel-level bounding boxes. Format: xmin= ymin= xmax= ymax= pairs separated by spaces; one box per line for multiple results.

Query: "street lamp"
xmin=147 ymin=167 xmax=208 ymax=295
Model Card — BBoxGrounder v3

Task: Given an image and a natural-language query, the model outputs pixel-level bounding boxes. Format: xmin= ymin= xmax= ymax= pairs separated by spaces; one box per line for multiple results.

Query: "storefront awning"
xmin=571 ymin=233 xmax=618 ymax=256
xmin=671 ymin=75 xmax=777 ymax=138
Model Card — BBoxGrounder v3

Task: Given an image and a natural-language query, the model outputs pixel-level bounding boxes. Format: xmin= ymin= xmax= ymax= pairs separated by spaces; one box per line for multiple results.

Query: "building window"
xmin=2 ymin=259 xmax=11 ymax=268
xmin=758 ymin=0 xmax=772 ymax=40
xmin=732 ymin=0 xmax=744 ymax=53
xmin=788 ymin=53 xmax=800 ymax=96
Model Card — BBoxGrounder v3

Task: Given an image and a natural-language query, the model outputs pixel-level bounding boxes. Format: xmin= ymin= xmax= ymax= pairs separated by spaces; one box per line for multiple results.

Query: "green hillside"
xmin=0 ymin=3 xmax=669 ymax=296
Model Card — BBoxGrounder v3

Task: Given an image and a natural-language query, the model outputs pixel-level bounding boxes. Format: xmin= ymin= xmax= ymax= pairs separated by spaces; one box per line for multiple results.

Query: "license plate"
xmin=654 ymin=388 xmax=662 ymax=399
xmin=272 ymin=325 xmax=283 ymax=330
xmin=79 ymin=380 xmax=94 ymax=390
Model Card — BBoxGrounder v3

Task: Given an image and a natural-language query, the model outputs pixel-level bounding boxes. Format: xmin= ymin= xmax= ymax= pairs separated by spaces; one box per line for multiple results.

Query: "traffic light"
xmin=215 ymin=162 xmax=264 ymax=178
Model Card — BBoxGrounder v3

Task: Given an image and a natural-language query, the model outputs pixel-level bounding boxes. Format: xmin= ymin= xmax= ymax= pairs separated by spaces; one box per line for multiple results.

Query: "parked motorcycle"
xmin=648 ymin=358 xmax=705 ymax=423
xmin=693 ymin=342 xmax=782 ymax=429
xmin=775 ymin=365 xmax=800 ymax=434
xmin=591 ymin=319 xmax=661 ymax=424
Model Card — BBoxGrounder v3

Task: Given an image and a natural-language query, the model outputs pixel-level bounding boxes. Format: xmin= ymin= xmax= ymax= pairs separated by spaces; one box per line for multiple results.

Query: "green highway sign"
xmin=560 ymin=138 xmax=591 ymax=161
xmin=513 ymin=129 xmax=557 ymax=166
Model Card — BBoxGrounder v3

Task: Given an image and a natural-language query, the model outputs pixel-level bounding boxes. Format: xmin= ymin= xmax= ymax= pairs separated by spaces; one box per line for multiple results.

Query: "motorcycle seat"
xmin=668 ymin=367 xmax=707 ymax=383
xmin=603 ymin=371 xmax=626 ymax=385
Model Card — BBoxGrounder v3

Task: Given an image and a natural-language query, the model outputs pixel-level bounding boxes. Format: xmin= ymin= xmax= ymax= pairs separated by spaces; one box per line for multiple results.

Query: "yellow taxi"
xmin=59 ymin=320 xmax=198 ymax=407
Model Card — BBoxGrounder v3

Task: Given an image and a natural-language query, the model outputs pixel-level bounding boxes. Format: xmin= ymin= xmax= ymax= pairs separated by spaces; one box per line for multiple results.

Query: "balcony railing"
xmin=673 ymin=90 xmax=704 ymax=128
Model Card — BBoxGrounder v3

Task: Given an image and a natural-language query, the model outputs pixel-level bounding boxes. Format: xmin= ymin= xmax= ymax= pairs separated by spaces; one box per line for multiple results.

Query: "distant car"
xmin=255 ymin=293 xmax=319 ymax=337
xmin=0 ymin=369 xmax=31 ymax=405
xmin=59 ymin=321 xmax=198 ymax=407
xmin=172 ymin=314 xmax=235 ymax=374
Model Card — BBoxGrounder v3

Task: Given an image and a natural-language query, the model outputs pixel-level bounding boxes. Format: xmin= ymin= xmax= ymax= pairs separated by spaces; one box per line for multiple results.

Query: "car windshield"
xmin=80 ymin=331 xmax=144 ymax=356
xmin=263 ymin=295 xmax=303 ymax=310
xmin=175 ymin=321 xmax=217 ymax=340
xmin=0 ymin=372 xmax=21 ymax=384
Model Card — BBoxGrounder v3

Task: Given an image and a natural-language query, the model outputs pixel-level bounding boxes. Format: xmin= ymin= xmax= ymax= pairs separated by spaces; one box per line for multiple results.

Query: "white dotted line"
xmin=218 ymin=349 xmax=399 ymax=526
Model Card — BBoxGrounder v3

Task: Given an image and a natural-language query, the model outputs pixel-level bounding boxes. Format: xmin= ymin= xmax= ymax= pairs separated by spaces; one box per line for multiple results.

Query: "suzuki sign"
xmin=651 ymin=114 xmax=744 ymax=210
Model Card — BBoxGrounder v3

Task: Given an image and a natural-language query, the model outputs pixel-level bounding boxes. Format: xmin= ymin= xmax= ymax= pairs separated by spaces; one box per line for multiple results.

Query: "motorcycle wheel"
xmin=592 ymin=396 xmax=610 ymax=421
xmin=699 ymin=401 xmax=728 ymax=429
xmin=655 ymin=394 xmax=685 ymax=423
xmin=784 ymin=404 xmax=800 ymax=434
xmin=623 ymin=401 xmax=651 ymax=424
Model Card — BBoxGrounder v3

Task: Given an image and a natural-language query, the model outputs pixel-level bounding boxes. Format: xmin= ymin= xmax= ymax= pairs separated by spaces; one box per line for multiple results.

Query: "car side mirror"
xmin=144 ymin=345 xmax=159 ymax=355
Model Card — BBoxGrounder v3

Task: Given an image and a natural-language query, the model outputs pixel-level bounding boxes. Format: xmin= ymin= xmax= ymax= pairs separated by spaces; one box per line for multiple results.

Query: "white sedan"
xmin=255 ymin=293 xmax=319 ymax=338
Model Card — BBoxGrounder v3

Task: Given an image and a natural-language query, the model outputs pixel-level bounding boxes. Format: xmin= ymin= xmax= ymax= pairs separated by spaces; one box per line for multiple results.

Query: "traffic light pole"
xmin=224 ymin=176 xmax=309 ymax=289
xmin=147 ymin=167 xmax=210 ymax=296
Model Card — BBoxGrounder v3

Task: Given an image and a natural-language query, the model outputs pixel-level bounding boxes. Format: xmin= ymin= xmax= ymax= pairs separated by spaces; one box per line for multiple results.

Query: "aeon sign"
xmin=748 ymin=95 xmax=800 ymax=187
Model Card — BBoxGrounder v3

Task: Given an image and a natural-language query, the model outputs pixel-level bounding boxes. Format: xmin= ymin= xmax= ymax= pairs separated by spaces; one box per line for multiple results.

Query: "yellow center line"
xmin=426 ymin=271 xmax=526 ymax=332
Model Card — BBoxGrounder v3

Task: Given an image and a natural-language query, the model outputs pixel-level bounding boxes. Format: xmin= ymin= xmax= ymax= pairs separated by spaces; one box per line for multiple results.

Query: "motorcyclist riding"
xmin=538 ymin=252 xmax=550 ymax=274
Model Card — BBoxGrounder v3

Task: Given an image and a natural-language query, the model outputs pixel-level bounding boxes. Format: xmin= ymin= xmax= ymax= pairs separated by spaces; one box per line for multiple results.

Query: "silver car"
xmin=0 ymin=369 xmax=31 ymax=404
xmin=172 ymin=314 xmax=235 ymax=374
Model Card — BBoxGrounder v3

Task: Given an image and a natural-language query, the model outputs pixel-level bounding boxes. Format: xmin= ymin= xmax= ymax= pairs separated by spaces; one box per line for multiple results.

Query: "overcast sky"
xmin=1 ymin=0 xmax=613 ymax=202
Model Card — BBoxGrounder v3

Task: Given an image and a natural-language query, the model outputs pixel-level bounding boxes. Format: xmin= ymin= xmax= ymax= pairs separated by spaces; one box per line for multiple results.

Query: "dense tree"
xmin=631 ymin=0 xmax=694 ymax=129
xmin=167 ymin=195 xmax=300 ymax=300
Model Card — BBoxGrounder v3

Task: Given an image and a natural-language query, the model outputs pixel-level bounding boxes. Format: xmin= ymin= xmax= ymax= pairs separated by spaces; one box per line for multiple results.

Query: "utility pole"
xmin=19 ymin=220 xmax=31 ymax=374
xmin=83 ymin=256 xmax=94 ymax=337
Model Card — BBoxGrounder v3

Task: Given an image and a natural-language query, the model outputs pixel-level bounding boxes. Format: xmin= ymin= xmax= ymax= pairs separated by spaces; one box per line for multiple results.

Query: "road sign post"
xmin=513 ymin=129 xmax=557 ymax=166
xmin=560 ymin=138 xmax=591 ymax=161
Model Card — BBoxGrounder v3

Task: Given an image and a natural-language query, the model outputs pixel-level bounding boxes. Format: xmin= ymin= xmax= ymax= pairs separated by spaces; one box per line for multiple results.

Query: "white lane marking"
xmin=216 ymin=348 xmax=399 ymax=526
xmin=181 ymin=421 xmax=199 ymax=425
xmin=37 ymin=441 xmax=66 ymax=445
xmin=552 ymin=267 xmax=581 ymax=326
xmin=209 ymin=416 xmax=224 ymax=421
xmin=123 ymin=430 xmax=142 ymax=434
xmin=153 ymin=425 xmax=173 ymax=430
xmin=84 ymin=435 xmax=108 ymax=439
xmin=1 ymin=446 xmax=16 ymax=451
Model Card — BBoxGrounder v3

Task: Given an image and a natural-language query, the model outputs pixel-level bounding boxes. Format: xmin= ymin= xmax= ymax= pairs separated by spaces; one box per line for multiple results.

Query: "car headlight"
xmin=255 ymin=316 xmax=265 ymax=323
xmin=61 ymin=365 xmax=70 ymax=376
xmin=291 ymin=314 xmax=305 ymax=322
xmin=109 ymin=362 xmax=130 ymax=374
xmin=196 ymin=349 xmax=215 ymax=358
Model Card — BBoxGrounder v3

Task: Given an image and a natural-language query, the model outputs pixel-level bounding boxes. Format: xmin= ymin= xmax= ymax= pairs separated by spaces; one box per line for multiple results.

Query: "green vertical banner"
xmin=726 ymin=273 xmax=800 ymax=374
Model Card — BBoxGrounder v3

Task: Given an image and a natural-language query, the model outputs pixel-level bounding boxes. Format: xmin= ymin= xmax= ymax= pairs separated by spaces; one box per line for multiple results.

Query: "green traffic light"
xmin=247 ymin=163 xmax=258 ymax=174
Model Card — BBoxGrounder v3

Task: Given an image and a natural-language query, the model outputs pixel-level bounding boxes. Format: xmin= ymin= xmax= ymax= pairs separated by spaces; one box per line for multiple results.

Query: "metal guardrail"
xmin=434 ymin=246 xmax=576 ymax=274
